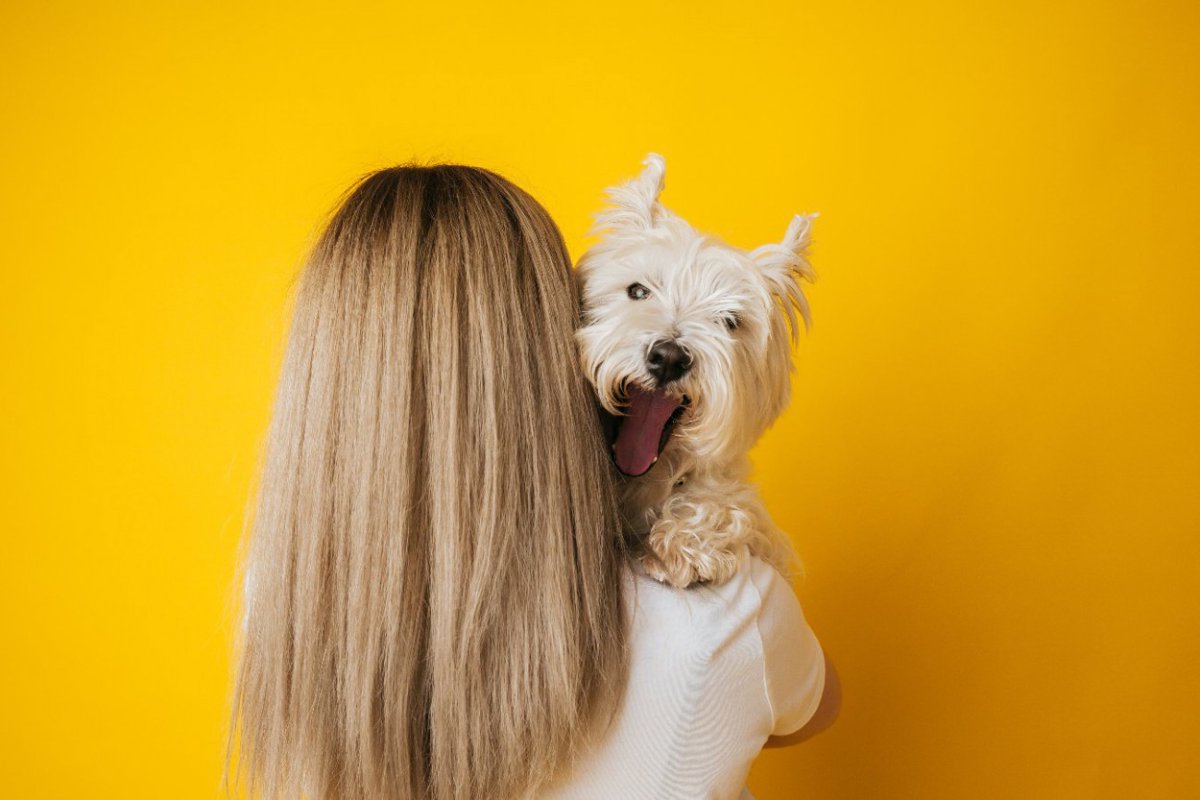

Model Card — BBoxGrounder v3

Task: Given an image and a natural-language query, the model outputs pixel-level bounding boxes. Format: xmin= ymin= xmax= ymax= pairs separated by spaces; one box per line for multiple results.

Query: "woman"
xmin=225 ymin=164 xmax=836 ymax=800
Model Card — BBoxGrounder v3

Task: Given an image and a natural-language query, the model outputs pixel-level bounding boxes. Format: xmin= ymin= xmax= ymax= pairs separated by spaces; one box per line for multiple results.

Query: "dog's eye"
xmin=721 ymin=313 xmax=741 ymax=332
xmin=626 ymin=283 xmax=651 ymax=301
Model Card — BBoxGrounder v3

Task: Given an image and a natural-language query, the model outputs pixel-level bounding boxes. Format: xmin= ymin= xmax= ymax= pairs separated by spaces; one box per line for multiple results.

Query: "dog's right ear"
xmin=590 ymin=153 xmax=667 ymax=236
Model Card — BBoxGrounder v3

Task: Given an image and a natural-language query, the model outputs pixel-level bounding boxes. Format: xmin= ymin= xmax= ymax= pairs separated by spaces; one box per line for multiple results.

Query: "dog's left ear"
xmin=750 ymin=213 xmax=818 ymax=341
xmin=590 ymin=153 xmax=667 ymax=236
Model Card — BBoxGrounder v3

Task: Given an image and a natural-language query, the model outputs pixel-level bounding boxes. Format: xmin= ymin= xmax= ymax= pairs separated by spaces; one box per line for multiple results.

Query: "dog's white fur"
xmin=575 ymin=153 xmax=816 ymax=588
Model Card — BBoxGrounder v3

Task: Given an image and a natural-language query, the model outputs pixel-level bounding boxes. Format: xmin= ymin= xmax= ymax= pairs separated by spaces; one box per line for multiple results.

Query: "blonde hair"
xmin=224 ymin=165 xmax=628 ymax=799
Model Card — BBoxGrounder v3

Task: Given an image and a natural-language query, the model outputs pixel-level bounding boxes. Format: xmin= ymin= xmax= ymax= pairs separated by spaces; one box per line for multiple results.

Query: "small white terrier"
xmin=575 ymin=153 xmax=816 ymax=588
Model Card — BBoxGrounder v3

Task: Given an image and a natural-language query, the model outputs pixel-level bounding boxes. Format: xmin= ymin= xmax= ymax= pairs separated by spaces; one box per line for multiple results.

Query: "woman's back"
xmin=544 ymin=547 xmax=826 ymax=800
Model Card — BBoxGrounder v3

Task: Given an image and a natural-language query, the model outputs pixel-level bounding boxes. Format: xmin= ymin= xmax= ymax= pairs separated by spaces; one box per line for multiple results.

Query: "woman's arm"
xmin=763 ymin=653 xmax=841 ymax=747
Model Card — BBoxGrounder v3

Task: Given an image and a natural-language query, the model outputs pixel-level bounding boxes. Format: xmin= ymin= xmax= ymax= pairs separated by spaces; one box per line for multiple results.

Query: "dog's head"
xmin=575 ymin=153 xmax=816 ymax=477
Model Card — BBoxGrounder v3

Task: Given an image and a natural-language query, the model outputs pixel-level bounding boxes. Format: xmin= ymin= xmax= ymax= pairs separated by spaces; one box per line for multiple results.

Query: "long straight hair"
xmin=224 ymin=165 xmax=628 ymax=800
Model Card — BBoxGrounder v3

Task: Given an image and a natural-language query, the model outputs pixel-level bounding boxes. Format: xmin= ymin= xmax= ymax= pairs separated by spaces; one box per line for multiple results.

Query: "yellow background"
xmin=3 ymin=1 xmax=1198 ymax=797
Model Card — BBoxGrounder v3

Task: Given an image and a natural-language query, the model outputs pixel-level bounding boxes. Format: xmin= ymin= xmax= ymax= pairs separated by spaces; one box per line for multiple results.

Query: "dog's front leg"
xmin=639 ymin=483 xmax=754 ymax=588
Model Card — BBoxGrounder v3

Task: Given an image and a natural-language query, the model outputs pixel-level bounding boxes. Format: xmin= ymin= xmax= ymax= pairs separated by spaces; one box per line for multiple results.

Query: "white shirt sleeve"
xmin=752 ymin=562 xmax=826 ymax=737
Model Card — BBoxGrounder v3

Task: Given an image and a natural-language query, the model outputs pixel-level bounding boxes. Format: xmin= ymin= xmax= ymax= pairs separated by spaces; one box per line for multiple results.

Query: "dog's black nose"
xmin=647 ymin=340 xmax=691 ymax=385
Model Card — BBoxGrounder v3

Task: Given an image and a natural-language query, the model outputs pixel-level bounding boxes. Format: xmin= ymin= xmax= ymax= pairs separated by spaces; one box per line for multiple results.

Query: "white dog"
xmin=575 ymin=154 xmax=816 ymax=588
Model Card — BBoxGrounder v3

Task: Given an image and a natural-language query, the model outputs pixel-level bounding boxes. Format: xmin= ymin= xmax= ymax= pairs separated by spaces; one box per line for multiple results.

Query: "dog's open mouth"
xmin=609 ymin=387 xmax=689 ymax=477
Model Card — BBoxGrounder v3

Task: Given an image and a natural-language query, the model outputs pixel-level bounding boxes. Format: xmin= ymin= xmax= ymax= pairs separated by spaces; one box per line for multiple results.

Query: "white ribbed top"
xmin=543 ymin=546 xmax=825 ymax=799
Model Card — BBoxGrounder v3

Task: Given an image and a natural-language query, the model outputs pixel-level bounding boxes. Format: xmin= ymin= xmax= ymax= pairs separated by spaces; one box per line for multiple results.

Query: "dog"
xmin=575 ymin=153 xmax=816 ymax=588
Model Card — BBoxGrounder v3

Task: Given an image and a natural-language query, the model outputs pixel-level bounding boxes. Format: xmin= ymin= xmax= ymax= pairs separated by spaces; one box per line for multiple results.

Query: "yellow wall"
xmin=3 ymin=1 xmax=1197 ymax=797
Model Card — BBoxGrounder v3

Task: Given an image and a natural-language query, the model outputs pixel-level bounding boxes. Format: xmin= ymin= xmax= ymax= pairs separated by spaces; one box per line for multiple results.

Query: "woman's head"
xmin=226 ymin=165 xmax=627 ymax=800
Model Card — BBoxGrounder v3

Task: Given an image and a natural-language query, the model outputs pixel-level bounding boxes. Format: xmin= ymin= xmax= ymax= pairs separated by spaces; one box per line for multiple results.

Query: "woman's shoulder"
xmin=624 ymin=547 xmax=826 ymax=738
xmin=619 ymin=545 xmax=826 ymax=737
xmin=545 ymin=552 xmax=815 ymax=799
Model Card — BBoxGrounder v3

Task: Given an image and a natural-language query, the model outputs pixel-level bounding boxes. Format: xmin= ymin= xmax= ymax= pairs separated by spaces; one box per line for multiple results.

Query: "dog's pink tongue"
xmin=613 ymin=388 xmax=680 ymax=477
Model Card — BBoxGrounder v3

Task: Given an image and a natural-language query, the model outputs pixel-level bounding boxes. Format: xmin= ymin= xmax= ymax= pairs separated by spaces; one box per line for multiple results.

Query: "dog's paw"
xmin=691 ymin=546 xmax=740 ymax=587
xmin=638 ymin=550 xmax=696 ymax=588
xmin=641 ymin=534 xmax=740 ymax=589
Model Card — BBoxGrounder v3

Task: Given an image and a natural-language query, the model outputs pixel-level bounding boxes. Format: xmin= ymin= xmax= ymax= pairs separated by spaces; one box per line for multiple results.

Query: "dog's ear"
xmin=590 ymin=153 xmax=667 ymax=236
xmin=750 ymin=213 xmax=817 ymax=342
